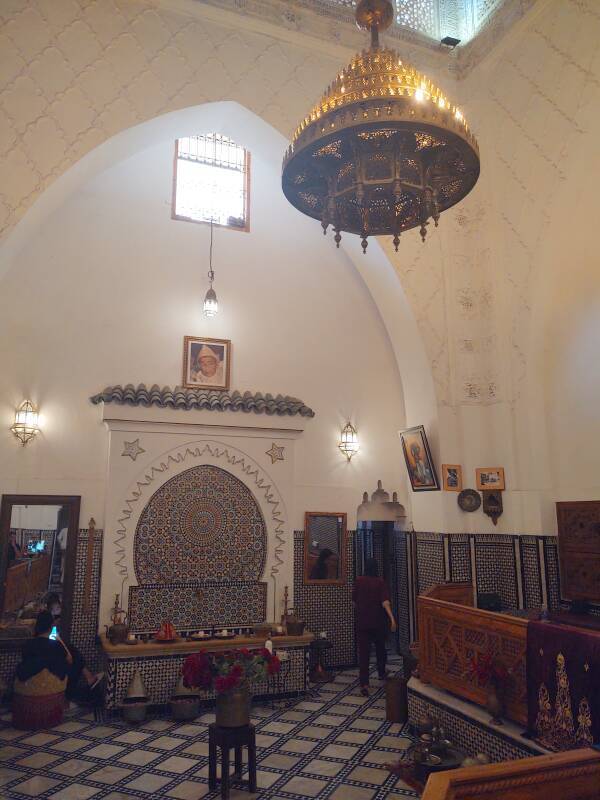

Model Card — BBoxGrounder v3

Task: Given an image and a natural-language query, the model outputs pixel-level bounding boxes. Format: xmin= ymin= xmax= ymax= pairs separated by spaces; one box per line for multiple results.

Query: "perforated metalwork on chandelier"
xmin=282 ymin=0 xmax=480 ymax=253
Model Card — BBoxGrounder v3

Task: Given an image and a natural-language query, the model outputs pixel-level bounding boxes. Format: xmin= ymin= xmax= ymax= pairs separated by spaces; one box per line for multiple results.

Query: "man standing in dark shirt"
xmin=352 ymin=558 xmax=397 ymax=695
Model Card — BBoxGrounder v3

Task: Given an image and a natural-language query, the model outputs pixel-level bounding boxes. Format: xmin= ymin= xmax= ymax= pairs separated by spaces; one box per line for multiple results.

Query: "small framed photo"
xmin=476 ymin=467 xmax=505 ymax=491
xmin=399 ymin=425 xmax=440 ymax=492
xmin=183 ymin=336 xmax=231 ymax=391
xmin=442 ymin=464 xmax=463 ymax=492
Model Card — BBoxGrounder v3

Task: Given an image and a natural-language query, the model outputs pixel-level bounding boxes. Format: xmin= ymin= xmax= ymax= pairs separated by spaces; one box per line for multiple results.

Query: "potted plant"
xmin=469 ymin=652 xmax=510 ymax=726
xmin=183 ymin=647 xmax=280 ymax=727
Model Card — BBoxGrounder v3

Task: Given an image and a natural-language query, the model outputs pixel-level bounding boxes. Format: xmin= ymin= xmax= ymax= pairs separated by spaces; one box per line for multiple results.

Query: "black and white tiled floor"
xmin=0 ymin=664 xmax=417 ymax=800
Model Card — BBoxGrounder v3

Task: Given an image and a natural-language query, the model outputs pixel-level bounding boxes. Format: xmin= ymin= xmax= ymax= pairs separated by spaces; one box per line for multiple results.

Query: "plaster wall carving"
xmin=0 ymin=0 xmax=457 ymax=245
xmin=464 ymin=0 xmax=598 ymax=409
xmin=382 ymin=0 xmax=598 ymax=415
xmin=0 ymin=0 xmax=532 ymax=247
xmin=374 ymin=0 xmax=599 ymax=532
xmin=2 ymin=0 xmax=598 ymax=535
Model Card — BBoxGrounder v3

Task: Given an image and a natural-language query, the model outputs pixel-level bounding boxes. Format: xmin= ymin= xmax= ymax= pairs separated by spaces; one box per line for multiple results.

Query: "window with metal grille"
xmin=172 ymin=133 xmax=250 ymax=230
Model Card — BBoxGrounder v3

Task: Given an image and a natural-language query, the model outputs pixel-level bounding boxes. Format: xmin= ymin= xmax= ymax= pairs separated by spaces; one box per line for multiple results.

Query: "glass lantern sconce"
xmin=339 ymin=422 xmax=359 ymax=461
xmin=11 ymin=400 xmax=40 ymax=445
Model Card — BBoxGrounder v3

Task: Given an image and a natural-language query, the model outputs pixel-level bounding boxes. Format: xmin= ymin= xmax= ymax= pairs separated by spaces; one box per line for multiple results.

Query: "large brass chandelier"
xmin=282 ymin=0 xmax=480 ymax=253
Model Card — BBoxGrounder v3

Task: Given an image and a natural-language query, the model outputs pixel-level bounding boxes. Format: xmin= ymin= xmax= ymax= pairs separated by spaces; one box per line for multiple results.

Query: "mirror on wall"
xmin=0 ymin=495 xmax=80 ymax=643
xmin=304 ymin=512 xmax=347 ymax=586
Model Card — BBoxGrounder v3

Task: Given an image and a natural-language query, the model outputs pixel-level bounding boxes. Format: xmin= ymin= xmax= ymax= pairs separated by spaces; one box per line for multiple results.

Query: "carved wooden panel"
xmin=556 ymin=501 xmax=600 ymax=603
xmin=417 ymin=584 xmax=528 ymax=725
xmin=421 ymin=748 xmax=600 ymax=800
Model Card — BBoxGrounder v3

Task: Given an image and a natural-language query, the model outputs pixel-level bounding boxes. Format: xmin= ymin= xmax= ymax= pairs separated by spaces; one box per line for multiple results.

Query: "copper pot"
xmin=170 ymin=697 xmax=200 ymax=721
xmin=215 ymin=689 xmax=251 ymax=727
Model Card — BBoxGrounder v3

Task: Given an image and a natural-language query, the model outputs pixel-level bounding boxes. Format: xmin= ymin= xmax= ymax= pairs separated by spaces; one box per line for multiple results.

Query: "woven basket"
xmin=13 ymin=669 xmax=67 ymax=730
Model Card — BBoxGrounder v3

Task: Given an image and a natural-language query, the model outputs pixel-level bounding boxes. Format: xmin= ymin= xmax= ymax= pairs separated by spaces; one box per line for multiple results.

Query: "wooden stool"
xmin=208 ymin=723 xmax=257 ymax=799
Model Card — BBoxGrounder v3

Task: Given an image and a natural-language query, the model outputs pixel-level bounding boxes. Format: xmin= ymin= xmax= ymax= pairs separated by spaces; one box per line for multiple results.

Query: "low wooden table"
xmin=100 ymin=632 xmax=314 ymax=710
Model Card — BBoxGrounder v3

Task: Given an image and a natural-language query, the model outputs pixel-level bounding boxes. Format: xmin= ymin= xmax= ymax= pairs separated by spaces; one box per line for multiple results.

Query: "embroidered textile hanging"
xmin=527 ymin=619 xmax=600 ymax=750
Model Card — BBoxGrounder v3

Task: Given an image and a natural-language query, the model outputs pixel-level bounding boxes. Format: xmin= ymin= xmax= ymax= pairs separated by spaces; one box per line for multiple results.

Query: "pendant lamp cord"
xmin=208 ymin=219 xmax=215 ymax=285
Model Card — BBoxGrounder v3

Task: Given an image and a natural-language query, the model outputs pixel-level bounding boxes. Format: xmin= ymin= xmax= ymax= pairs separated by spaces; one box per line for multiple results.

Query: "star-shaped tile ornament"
xmin=122 ymin=439 xmax=145 ymax=461
xmin=266 ymin=443 xmax=285 ymax=464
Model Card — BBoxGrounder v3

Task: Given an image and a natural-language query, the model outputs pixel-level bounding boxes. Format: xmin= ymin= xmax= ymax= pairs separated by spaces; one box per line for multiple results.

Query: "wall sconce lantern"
xmin=339 ymin=422 xmax=359 ymax=461
xmin=11 ymin=400 xmax=40 ymax=445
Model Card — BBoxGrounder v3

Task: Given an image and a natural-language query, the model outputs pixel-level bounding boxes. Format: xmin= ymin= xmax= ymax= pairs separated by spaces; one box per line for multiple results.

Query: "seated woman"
xmin=45 ymin=594 xmax=103 ymax=699
xmin=17 ymin=610 xmax=69 ymax=686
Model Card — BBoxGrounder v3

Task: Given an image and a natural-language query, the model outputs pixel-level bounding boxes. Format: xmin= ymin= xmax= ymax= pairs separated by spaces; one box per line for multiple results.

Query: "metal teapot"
xmin=105 ymin=594 xmax=129 ymax=645
xmin=285 ymin=609 xmax=305 ymax=636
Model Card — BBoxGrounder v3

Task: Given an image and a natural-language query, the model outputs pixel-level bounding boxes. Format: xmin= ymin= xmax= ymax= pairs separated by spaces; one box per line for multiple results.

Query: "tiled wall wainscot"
xmin=406 ymin=531 xmax=561 ymax=641
xmin=128 ymin=581 xmax=268 ymax=634
xmin=408 ymin=679 xmax=546 ymax=762
xmin=293 ymin=531 xmax=356 ymax=668
xmin=103 ymin=645 xmax=308 ymax=710
xmin=474 ymin=534 xmax=519 ymax=609
xmin=70 ymin=526 xmax=103 ymax=672
xmin=393 ymin=530 xmax=412 ymax=652
xmin=415 ymin=532 xmax=446 ymax=593
xmin=0 ymin=648 xmax=21 ymax=695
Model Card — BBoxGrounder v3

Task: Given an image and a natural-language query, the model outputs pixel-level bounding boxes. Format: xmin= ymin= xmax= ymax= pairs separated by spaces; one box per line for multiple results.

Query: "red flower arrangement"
xmin=469 ymin=651 xmax=510 ymax=687
xmin=183 ymin=647 xmax=281 ymax=695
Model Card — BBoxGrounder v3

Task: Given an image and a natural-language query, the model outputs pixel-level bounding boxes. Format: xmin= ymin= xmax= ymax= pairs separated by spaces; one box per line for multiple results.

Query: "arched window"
xmin=172 ymin=133 xmax=250 ymax=231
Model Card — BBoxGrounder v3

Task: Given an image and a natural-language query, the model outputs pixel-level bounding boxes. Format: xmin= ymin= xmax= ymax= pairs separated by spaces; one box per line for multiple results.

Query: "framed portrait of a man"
xmin=183 ymin=336 xmax=231 ymax=391
xmin=399 ymin=425 xmax=440 ymax=492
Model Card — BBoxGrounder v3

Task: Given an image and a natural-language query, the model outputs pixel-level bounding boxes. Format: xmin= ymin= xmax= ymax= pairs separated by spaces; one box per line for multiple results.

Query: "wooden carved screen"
xmin=556 ymin=501 xmax=600 ymax=603
xmin=418 ymin=585 xmax=528 ymax=725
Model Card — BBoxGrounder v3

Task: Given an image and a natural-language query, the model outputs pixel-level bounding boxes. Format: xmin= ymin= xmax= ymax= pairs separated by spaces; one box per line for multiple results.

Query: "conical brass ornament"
xmin=282 ymin=0 xmax=479 ymax=253
xmin=126 ymin=669 xmax=148 ymax=700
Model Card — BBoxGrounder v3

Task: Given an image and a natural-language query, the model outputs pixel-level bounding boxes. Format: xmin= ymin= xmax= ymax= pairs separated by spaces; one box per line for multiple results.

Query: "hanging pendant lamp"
xmin=203 ymin=220 xmax=219 ymax=318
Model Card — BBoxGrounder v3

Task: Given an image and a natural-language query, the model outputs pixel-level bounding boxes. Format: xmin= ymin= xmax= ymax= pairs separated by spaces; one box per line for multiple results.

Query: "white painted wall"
xmin=0 ymin=107 xmax=412 ymax=543
xmin=10 ymin=504 xmax=61 ymax=530
xmin=4 ymin=0 xmax=599 ymax=543
xmin=451 ymin=0 xmax=600 ymax=534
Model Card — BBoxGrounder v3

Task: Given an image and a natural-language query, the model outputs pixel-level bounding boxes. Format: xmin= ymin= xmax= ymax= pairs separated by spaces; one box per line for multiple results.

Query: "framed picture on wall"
xmin=442 ymin=464 xmax=463 ymax=492
xmin=476 ymin=467 xmax=505 ymax=491
xmin=399 ymin=425 xmax=440 ymax=492
xmin=183 ymin=336 xmax=231 ymax=391
xmin=304 ymin=512 xmax=347 ymax=586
